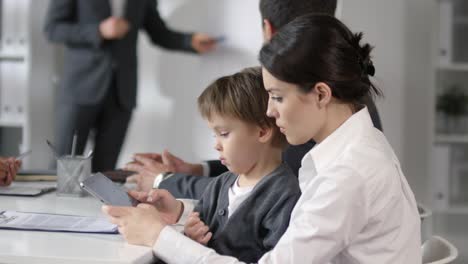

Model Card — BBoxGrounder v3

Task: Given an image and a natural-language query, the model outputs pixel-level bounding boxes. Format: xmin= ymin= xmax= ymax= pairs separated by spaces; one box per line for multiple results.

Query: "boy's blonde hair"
xmin=198 ymin=67 xmax=287 ymax=149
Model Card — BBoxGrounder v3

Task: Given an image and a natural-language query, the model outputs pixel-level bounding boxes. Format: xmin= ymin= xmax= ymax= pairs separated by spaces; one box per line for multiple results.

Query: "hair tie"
xmin=366 ymin=60 xmax=375 ymax=76
xmin=359 ymin=59 xmax=375 ymax=77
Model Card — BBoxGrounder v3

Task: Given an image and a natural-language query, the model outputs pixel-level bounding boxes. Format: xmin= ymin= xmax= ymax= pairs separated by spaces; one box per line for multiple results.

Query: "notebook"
xmin=15 ymin=169 xmax=57 ymax=182
xmin=0 ymin=182 xmax=56 ymax=196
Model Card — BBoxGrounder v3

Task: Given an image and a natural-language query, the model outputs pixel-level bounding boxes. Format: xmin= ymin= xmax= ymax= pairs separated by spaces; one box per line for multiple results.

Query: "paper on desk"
xmin=0 ymin=210 xmax=118 ymax=234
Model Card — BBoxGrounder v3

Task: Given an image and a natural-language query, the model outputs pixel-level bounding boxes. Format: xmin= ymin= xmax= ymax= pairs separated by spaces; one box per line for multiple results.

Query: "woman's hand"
xmin=102 ymin=204 xmax=166 ymax=247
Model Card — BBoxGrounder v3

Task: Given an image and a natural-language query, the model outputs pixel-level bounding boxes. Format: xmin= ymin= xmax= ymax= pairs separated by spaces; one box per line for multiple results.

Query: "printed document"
xmin=0 ymin=210 xmax=118 ymax=233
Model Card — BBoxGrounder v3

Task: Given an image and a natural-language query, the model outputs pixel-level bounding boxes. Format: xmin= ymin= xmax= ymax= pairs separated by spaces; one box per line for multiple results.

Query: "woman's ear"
xmin=258 ymin=126 xmax=273 ymax=144
xmin=313 ymin=82 xmax=332 ymax=108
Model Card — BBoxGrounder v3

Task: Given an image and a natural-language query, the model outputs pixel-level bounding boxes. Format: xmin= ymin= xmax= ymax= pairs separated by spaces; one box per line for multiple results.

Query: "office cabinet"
xmin=0 ymin=0 xmax=57 ymax=169
xmin=431 ymin=0 xmax=468 ymax=214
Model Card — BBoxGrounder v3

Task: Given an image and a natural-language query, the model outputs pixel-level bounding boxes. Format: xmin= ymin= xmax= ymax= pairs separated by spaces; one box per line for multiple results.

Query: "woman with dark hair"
xmin=257 ymin=14 xmax=421 ymax=263
xmin=103 ymin=14 xmax=421 ymax=263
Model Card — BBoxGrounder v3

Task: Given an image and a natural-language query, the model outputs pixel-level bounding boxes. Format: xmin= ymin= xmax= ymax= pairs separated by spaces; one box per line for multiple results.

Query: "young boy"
xmin=182 ymin=67 xmax=301 ymax=263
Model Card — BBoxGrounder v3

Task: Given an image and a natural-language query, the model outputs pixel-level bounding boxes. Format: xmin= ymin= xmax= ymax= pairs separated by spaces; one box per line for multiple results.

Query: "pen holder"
xmin=56 ymin=155 xmax=92 ymax=197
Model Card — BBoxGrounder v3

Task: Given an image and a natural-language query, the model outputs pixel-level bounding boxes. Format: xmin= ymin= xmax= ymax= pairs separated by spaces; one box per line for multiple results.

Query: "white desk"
xmin=0 ymin=182 xmax=155 ymax=264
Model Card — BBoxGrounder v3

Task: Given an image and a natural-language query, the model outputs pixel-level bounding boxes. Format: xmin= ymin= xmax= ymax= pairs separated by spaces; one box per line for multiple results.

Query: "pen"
xmin=16 ymin=150 xmax=32 ymax=160
xmin=71 ymin=131 xmax=78 ymax=158
xmin=85 ymin=150 xmax=94 ymax=159
xmin=46 ymin=140 xmax=59 ymax=159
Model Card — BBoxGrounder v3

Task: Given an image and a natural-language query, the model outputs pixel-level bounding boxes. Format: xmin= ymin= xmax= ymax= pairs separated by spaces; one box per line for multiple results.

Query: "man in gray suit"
xmin=44 ymin=0 xmax=216 ymax=172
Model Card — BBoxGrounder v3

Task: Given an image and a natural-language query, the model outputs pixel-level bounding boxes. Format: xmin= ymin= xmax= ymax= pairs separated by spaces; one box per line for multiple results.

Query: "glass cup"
xmin=56 ymin=155 xmax=92 ymax=197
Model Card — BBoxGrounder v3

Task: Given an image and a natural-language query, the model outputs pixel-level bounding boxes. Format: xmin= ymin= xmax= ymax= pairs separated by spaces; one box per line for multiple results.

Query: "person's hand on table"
xmin=184 ymin=212 xmax=212 ymax=245
xmin=0 ymin=157 xmax=21 ymax=187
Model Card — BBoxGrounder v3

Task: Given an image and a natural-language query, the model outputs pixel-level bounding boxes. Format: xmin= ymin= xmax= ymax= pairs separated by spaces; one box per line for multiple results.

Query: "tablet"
xmin=80 ymin=173 xmax=138 ymax=206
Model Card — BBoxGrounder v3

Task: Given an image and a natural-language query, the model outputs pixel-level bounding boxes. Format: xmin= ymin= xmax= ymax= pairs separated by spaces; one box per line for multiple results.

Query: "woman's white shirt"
xmin=154 ymin=107 xmax=421 ymax=264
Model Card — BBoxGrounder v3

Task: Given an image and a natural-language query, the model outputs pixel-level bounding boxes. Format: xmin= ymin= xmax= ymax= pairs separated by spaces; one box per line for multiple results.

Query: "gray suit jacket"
xmin=44 ymin=0 xmax=195 ymax=110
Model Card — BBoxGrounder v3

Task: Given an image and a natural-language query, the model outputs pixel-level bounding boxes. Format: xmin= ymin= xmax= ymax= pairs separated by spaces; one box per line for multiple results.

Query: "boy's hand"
xmin=128 ymin=190 xmax=183 ymax=224
xmin=184 ymin=212 xmax=212 ymax=245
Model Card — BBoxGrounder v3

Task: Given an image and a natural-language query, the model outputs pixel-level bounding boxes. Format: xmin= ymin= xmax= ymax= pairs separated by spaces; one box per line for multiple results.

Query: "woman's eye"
xmin=220 ymin=132 xmax=229 ymax=137
xmin=271 ymin=96 xmax=283 ymax=102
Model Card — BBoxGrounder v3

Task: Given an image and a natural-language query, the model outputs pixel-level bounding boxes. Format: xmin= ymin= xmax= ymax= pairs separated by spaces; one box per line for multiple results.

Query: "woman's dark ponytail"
xmin=352 ymin=32 xmax=375 ymax=77
xmin=350 ymin=32 xmax=381 ymax=99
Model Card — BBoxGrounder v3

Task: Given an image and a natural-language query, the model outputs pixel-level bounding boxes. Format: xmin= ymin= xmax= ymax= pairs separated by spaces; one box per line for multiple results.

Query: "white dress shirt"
xmin=154 ymin=107 xmax=422 ymax=264
xmin=109 ymin=0 xmax=126 ymax=17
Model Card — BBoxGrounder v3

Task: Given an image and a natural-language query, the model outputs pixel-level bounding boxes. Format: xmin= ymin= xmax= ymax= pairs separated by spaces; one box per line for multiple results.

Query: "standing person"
xmin=44 ymin=0 xmax=217 ymax=172
xmin=125 ymin=0 xmax=383 ymax=198
xmin=103 ymin=14 xmax=421 ymax=263
xmin=0 ymin=158 xmax=21 ymax=187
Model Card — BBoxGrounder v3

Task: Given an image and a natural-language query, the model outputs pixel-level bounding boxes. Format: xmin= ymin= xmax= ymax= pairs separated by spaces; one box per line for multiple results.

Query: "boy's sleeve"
xmin=261 ymin=192 xmax=301 ymax=249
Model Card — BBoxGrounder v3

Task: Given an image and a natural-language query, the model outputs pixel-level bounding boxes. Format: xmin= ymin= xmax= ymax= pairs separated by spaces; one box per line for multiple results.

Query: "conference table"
xmin=0 ymin=182 xmax=155 ymax=264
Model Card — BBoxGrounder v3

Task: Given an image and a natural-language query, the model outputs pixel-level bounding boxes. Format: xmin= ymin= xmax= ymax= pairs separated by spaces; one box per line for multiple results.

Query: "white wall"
xmin=119 ymin=0 xmax=263 ymax=165
xmin=342 ymin=0 xmax=406 ymax=159
xmin=402 ymin=0 xmax=435 ymax=204
xmin=119 ymin=0 xmax=432 ymax=203
xmin=342 ymin=0 xmax=432 ymax=202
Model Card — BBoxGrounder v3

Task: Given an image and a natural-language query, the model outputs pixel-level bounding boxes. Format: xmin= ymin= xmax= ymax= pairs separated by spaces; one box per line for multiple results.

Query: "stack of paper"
xmin=0 ymin=210 xmax=118 ymax=234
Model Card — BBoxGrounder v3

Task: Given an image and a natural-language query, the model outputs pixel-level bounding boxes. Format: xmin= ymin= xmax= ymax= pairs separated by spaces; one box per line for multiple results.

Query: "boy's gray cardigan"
xmin=194 ymin=163 xmax=301 ymax=263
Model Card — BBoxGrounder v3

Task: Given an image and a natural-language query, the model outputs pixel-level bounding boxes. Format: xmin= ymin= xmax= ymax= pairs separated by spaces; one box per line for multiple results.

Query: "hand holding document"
xmin=0 ymin=210 xmax=118 ymax=234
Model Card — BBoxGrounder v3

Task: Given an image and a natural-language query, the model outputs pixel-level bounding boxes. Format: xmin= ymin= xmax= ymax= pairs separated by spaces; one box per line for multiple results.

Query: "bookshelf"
xmin=431 ymin=0 xmax=468 ymax=214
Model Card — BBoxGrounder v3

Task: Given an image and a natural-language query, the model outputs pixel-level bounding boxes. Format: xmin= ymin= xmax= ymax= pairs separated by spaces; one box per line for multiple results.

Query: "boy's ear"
xmin=311 ymin=82 xmax=333 ymax=108
xmin=263 ymin=19 xmax=276 ymax=42
xmin=258 ymin=126 xmax=273 ymax=144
